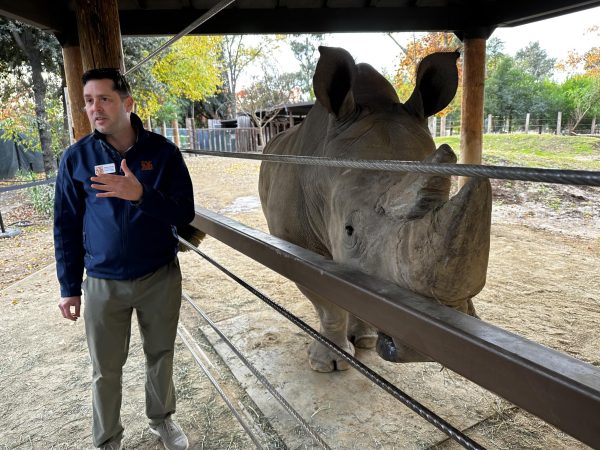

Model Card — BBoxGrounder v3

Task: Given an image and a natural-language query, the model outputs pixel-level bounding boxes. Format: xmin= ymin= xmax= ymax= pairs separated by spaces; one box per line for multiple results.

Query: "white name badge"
xmin=94 ymin=163 xmax=116 ymax=175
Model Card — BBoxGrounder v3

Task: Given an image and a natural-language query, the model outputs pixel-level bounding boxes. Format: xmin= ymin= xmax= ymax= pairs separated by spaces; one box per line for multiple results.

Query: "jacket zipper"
xmin=117 ymin=154 xmax=129 ymax=278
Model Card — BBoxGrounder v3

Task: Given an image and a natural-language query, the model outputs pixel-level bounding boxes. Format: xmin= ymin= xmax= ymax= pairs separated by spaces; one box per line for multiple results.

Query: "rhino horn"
xmin=397 ymin=174 xmax=492 ymax=307
xmin=405 ymin=144 xmax=457 ymax=219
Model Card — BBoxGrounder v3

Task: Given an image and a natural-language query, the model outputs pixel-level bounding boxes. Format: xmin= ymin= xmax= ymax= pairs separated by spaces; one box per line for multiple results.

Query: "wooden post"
xmin=172 ymin=118 xmax=180 ymax=147
xmin=557 ymin=112 xmax=562 ymax=135
xmin=161 ymin=121 xmax=167 ymax=138
xmin=459 ymin=37 xmax=486 ymax=187
xmin=525 ymin=113 xmax=530 ymax=134
xmin=185 ymin=117 xmax=193 ymax=149
xmin=62 ymin=43 xmax=91 ymax=141
xmin=592 ymin=116 xmax=597 ymax=135
xmin=190 ymin=117 xmax=196 ymax=150
xmin=146 ymin=117 xmax=152 ymax=131
xmin=440 ymin=116 xmax=446 ymax=137
xmin=431 ymin=116 xmax=437 ymax=137
xmin=486 ymin=114 xmax=492 ymax=133
xmin=74 ymin=0 xmax=124 ymax=71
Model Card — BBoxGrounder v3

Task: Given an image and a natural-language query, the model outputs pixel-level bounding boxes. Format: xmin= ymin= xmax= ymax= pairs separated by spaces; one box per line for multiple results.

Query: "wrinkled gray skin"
xmin=259 ymin=46 xmax=492 ymax=372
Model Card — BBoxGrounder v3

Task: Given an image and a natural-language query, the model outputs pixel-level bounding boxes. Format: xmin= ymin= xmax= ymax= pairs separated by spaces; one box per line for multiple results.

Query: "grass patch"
xmin=435 ymin=134 xmax=600 ymax=170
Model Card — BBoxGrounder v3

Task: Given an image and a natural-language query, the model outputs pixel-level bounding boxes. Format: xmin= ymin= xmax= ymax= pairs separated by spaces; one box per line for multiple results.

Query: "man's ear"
xmin=124 ymin=96 xmax=134 ymax=113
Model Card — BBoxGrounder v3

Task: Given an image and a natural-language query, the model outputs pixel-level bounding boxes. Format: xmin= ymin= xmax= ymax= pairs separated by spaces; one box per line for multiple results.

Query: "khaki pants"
xmin=83 ymin=258 xmax=182 ymax=447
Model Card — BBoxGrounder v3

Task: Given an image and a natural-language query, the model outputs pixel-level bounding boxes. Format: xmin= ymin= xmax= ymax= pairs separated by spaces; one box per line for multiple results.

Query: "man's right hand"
xmin=59 ymin=296 xmax=81 ymax=321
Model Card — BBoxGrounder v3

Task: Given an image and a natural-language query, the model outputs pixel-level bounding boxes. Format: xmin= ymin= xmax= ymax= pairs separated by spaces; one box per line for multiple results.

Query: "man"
xmin=54 ymin=68 xmax=194 ymax=450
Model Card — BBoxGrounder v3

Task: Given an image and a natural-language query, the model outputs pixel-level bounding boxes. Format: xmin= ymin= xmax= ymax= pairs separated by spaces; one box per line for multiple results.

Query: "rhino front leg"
xmin=297 ymin=285 xmax=355 ymax=372
xmin=348 ymin=315 xmax=377 ymax=349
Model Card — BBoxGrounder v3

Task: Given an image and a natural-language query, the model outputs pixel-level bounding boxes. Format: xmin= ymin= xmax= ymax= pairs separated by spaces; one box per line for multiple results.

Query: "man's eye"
xmin=101 ymin=97 xmax=110 ymax=102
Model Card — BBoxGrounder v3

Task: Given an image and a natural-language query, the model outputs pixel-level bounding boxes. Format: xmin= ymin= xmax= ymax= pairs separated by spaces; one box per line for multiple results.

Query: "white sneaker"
xmin=149 ymin=417 xmax=189 ymax=450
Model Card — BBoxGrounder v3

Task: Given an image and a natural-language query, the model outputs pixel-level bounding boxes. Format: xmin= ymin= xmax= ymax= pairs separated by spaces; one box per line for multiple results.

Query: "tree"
xmin=514 ymin=41 xmax=556 ymax=80
xmin=0 ymin=18 xmax=63 ymax=175
xmin=556 ymin=26 xmax=600 ymax=131
xmin=220 ymin=35 xmax=270 ymax=118
xmin=236 ymin=62 xmax=296 ymax=147
xmin=152 ymin=36 xmax=222 ymax=104
xmin=287 ymin=34 xmax=325 ymax=100
xmin=151 ymin=35 xmax=222 ymax=139
xmin=123 ymin=37 xmax=171 ymax=123
xmin=486 ymin=36 xmax=507 ymax=72
xmin=123 ymin=36 xmax=222 ymax=128
xmin=562 ymin=75 xmax=600 ymax=131
xmin=484 ymin=55 xmax=538 ymax=131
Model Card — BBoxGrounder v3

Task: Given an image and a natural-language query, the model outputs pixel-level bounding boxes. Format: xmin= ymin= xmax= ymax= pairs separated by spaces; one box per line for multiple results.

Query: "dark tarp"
xmin=0 ymin=131 xmax=44 ymax=179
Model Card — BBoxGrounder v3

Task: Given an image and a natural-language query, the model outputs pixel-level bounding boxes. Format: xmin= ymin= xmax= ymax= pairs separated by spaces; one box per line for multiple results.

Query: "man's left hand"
xmin=90 ymin=159 xmax=143 ymax=201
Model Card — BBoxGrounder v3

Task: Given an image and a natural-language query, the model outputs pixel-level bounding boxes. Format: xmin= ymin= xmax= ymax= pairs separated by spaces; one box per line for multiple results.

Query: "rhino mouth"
xmin=375 ymin=332 xmax=433 ymax=363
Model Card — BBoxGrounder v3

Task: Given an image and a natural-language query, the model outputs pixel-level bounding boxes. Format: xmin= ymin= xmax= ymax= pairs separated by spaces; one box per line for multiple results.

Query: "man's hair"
xmin=82 ymin=68 xmax=132 ymax=97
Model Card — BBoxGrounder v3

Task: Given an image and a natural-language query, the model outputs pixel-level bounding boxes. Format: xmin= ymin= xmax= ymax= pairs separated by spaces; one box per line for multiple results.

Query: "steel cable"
xmin=176 ymin=324 xmax=266 ymax=449
xmin=182 ymin=291 xmax=332 ymax=450
xmin=179 ymin=237 xmax=486 ymax=450
xmin=183 ymin=149 xmax=600 ymax=186
xmin=0 ymin=178 xmax=55 ymax=194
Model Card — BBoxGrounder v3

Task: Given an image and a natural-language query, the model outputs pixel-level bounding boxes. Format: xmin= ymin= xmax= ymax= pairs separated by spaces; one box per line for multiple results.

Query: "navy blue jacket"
xmin=54 ymin=113 xmax=195 ymax=297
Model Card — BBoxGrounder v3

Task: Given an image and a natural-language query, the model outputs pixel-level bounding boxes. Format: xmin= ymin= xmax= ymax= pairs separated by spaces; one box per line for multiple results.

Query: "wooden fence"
xmin=157 ymin=127 xmax=261 ymax=152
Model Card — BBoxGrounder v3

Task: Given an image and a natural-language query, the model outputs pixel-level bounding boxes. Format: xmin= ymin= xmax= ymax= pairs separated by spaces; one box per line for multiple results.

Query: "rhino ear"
xmin=405 ymin=51 xmax=459 ymax=118
xmin=313 ymin=46 xmax=357 ymax=118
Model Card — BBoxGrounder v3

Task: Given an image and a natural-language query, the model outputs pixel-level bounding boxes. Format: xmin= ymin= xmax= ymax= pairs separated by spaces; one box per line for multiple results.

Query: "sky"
xmin=263 ymin=6 xmax=600 ymax=82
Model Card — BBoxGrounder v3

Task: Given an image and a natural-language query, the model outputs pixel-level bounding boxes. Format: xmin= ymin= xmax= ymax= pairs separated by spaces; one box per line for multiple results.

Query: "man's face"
xmin=83 ymin=79 xmax=133 ymax=136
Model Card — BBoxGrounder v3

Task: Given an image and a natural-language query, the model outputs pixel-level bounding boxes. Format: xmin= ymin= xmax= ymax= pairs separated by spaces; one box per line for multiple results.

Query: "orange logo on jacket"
xmin=141 ymin=161 xmax=153 ymax=171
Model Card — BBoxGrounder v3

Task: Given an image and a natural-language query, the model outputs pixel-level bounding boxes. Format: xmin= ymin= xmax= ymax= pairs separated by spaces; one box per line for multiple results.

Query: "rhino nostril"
xmin=345 ymin=225 xmax=354 ymax=236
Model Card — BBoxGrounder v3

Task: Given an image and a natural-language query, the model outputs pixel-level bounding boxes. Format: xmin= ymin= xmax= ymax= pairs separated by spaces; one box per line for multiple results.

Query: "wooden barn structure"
xmin=1 ymin=1 xmax=600 ymax=448
xmin=253 ymin=101 xmax=314 ymax=144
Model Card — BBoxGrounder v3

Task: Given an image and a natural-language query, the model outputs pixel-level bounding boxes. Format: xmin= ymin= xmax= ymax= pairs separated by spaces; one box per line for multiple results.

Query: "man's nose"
xmin=89 ymin=99 xmax=103 ymax=112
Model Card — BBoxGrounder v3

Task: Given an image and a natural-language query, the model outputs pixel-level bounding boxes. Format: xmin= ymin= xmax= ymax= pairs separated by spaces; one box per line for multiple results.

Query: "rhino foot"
xmin=308 ymin=340 xmax=355 ymax=372
xmin=348 ymin=317 xmax=377 ymax=349
xmin=376 ymin=332 xmax=433 ymax=363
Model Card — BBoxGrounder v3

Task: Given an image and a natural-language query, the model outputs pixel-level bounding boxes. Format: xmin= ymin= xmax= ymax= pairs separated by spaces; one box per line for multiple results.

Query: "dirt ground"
xmin=0 ymin=155 xmax=599 ymax=449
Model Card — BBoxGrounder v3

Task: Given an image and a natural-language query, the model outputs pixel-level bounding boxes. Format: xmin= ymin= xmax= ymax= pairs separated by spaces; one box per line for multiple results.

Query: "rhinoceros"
xmin=258 ymin=46 xmax=492 ymax=372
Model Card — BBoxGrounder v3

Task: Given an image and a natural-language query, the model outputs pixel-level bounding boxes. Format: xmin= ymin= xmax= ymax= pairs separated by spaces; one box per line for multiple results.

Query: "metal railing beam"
xmin=191 ymin=207 xmax=600 ymax=449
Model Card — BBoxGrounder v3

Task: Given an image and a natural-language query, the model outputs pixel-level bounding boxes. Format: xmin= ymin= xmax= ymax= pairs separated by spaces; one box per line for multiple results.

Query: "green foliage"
xmin=514 ymin=42 xmax=556 ymax=80
xmin=0 ymin=18 xmax=62 ymax=74
xmin=123 ymin=36 xmax=222 ymax=123
xmin=154 ymin=97 xmax=188 ymax=125
xmin=15 ymin=171 xmax=55 ymax=218
xmin=0 ymin=73 xmax=66 ymax=157
xmin=29 ymin=183 xmax=55 ymax=218
xmin=484 ymin=56 xmax=536 ymax=125
xmin=153 ymin=36 xmax=222 ymax=103
xmin=123 ymin=36 xmax=172 ymax=121
xmin=561 ymin=74 xmax=600 ymax=129
xmin=0 ymin=18 xmax=64 ymax=174
xmin=435 ymin=134 xmax=600 ymax=170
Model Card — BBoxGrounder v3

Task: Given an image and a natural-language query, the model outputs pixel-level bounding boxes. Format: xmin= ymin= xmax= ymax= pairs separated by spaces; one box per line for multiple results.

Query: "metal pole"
xmin=124 ymin=0 xmax=238 ymax=75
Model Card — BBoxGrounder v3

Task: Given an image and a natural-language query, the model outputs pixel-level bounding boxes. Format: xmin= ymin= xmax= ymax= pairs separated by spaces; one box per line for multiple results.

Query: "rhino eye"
xmin=345 ymin=225 xmax=354 ymax=236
